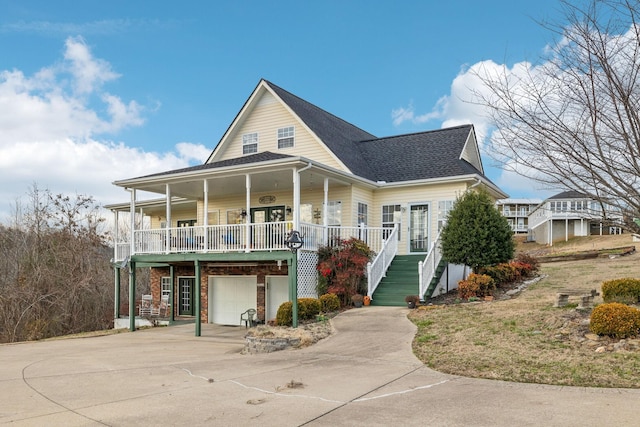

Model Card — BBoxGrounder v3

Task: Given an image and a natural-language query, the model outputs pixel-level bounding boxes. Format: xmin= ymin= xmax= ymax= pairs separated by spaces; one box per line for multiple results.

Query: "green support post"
xmin=195 ymin=260 xmax=201 ymax=337
xmin=128 ymin=261 xmax=136 ymax=332
xmin=169 ymin=265 xmax=175 ymax=324
xmin=114 ymin=267 xmax=120 ymax=321
xmin=291 ymin=252 xmax=298 ymax=328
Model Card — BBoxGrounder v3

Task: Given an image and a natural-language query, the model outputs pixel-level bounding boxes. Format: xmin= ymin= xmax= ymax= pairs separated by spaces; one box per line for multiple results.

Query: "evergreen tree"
xmin=440 ymin=190 xmax=514 ymax=273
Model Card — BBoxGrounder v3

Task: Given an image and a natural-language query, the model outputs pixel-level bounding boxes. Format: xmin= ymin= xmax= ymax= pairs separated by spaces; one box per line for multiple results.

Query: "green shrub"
xmin=601 ymin=278 xmax=640 ymax=304
xmin=457 ymin=273 xmax=495 ymax=299
xmin=298 ymin=298 xmax=321 ymax=320
xmin=276 ymin=298 xmax=322 ymax=326
xmin=590 ymin=302 xmax=640 ymax=338
xmin=319 ymin=293 xmax=340 ymax=312
xmin=276 ymin=301 xmax=293 ymax=326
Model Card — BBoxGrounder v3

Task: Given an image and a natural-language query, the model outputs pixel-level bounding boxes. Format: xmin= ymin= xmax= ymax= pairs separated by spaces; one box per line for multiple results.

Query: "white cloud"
xmin=392 ymin=59 xmax=556 ymax=198
xmin=0 ymin=37 xmax=207 ymax=222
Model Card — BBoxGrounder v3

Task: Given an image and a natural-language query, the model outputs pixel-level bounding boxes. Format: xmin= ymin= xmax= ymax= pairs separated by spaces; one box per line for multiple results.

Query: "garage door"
xmin=208 ymin=276 xmax=257 ymax=325
xmin=266 ymin=276 xmax=289 ymax=322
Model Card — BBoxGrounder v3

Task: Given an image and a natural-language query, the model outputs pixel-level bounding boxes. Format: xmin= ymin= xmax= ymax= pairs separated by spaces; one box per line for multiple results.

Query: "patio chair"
xmin=151 ymin=295 xmax=170 ymax=317
xmin=138 ymin=294 xmax=153 ymax=316
xmin=240 ymin=308 xmax=257 ymax=328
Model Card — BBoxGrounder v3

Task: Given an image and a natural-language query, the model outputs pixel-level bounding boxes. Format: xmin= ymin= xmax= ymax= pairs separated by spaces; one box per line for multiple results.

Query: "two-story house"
xmin=496 ymin=198 xmax=542 ymax=234
xmin=108 ymin=79 xmax=507 ymax=333
xmin=527 ymin=190 xmax=623 ymax=245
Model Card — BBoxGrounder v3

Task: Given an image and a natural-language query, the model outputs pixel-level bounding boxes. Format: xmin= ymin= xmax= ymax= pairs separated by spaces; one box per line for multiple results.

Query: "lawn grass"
xmin=409 ymin=249 xmax=640 ymax=388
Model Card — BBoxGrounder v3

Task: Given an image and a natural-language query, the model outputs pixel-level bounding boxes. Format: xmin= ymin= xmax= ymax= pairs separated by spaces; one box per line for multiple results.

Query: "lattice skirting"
xmin=297 ymin=250 xmax=319 ymax=298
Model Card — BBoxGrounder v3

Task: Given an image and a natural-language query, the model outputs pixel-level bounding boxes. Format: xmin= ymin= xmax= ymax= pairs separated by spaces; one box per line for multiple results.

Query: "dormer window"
xmin=243 ymin=132 xmax=258 ymax=154
xmin=277 ymin=126 xmax=295 ymax=149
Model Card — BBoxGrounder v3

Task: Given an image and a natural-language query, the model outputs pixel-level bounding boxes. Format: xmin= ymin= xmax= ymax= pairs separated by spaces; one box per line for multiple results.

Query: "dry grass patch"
xmin=410 ymin=249 xmax=640 ymax=388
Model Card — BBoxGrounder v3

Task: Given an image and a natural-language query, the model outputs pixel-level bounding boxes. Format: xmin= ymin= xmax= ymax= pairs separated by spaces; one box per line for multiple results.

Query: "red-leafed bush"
xmin=457 ymin=273 xmax=495 ymax=300
xmin=316 ymin=238 xmax=373 ymax=306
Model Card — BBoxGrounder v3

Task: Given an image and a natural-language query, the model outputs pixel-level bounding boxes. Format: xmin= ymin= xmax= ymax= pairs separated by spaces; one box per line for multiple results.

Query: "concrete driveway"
xmin=2 ymin=306 xmax=639 ymax=426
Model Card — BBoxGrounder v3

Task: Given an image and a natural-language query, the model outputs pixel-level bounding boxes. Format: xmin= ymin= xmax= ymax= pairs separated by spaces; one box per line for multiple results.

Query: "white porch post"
xmin=549 ymin=218 xmax=553 ymax=247
xmin=293 ymin=168 xmax=300 ymax=231
xmin=129 ymin=189 xmax=136 ymax=255
xmin=165 ymin=184 xmax=172 ymax=253
xmin=203 ymin=179 xmax=209 ymax=251
xmin=323 ymin=177 xmax=329 ymax=244
xmin=114 ymin=210 xmax=119 ymax=259
xmin=245 ymin=174 xmax=251 ymax=253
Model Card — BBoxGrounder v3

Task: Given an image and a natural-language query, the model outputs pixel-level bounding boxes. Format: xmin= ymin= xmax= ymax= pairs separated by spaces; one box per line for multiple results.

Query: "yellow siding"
xmin=372 ymin=182 xmax=467 ymax=254
xmin=214 ymin=91 xmax=345 ymax=170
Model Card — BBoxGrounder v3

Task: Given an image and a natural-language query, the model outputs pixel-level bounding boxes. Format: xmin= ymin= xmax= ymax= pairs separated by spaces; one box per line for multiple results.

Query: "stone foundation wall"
xmin=243 ymin=336 xmax=301 ymax=354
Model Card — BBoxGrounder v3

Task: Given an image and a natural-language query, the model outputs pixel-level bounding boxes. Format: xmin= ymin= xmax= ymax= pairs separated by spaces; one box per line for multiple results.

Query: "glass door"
xmin=251 ymin=206 xmax=285 ymax=249
xmin=409 ymin=204 xmax=430 ymax=253
xmin=178 ymin=277 xmax=195 ymax=316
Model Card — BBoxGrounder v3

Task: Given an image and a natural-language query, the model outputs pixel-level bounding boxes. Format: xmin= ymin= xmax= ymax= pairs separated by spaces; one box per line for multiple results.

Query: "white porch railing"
xmin=418 ymin=231 xmax=443 ymax=299
xmin=366 ymin=225 xmax=398 ymax=298
xmin=113 ymin=222 xmax=391 ymax=262
xmin=527 ymin=209 xmax=552 ymax=230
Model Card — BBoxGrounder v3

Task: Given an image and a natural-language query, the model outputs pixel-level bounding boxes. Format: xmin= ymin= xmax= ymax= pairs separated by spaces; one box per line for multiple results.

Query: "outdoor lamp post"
xmin=285 ymin=230 xmax=304 ymax=328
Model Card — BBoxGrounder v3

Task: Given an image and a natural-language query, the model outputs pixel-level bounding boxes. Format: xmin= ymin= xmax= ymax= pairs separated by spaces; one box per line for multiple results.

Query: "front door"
xmin=409 ymin=204 xmax=430 ymax=253
xmin=178 ymin=277 xmax=195 ymax=316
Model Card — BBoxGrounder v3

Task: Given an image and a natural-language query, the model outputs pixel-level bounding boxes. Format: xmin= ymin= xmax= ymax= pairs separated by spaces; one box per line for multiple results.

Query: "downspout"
xmin=468 ymin=178 xmax=482 ymax=191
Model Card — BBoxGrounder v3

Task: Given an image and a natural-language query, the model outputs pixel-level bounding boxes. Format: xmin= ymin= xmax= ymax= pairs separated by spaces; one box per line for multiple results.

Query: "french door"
xmin=250 ymin=206 xmax=286 ymax=249
xmin=409 ymin=204 xmax=430 ymax=253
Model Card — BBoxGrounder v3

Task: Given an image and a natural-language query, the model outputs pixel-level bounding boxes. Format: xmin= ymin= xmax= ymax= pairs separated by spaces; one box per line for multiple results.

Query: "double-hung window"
xmin=161 ymin=277 xmax=171 ymax=299
xmin=382 ymin=204 xmax=402 ymax=240
xmin=242 ymin=132 xmax=258 ymax=154
xmin=277 ymin=126 xmax=295 ymax=149
xmin=437 ymin=200 xmax=454 ymax=231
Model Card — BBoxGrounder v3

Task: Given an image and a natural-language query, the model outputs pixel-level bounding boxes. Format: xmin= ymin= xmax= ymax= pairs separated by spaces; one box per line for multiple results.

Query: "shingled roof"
xmin=265 ymin=81 xmax=486 ymax=183
xmin=548 ymin=190 xmax=589 ymax=200
xmin=135 ymin=151 xmax=294 ymax=179
xmin=126 ymin=80 xmax=491 ymax=186
xmin=356 ymin=125 xmax=479 ymax=182
xmin=266 ymin=80 xmax=377 ymax=178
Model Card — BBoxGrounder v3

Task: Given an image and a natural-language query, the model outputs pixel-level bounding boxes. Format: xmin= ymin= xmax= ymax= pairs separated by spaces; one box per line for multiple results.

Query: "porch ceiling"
xmin=130 ymin=169 xmax=349 ymax=199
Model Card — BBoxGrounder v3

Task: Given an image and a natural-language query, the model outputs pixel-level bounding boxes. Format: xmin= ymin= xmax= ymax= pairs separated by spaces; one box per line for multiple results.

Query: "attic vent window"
xmin=277 ymin=126 xmax=295 ymax=149
xmin=243 ymin=132 xmax=258 ymax=154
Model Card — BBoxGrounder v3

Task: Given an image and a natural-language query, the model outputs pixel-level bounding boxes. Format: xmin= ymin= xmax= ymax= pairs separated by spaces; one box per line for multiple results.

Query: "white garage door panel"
xmin=266 ymin=277 xmax=289 ymax=322
xmin=209 ymin=277 xmax=256 ymax=325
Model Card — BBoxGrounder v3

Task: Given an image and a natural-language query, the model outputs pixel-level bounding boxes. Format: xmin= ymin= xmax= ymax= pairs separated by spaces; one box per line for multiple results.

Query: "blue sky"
xmin=0 ymin=0 xmax=567 ymax=219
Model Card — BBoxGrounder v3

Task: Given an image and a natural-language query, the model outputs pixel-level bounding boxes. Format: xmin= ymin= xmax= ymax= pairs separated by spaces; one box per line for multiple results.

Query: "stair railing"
xmin=366 ymin=224 xmax=398 ymax=298
xmin=418 ymin=231 xmax=443 ymax=299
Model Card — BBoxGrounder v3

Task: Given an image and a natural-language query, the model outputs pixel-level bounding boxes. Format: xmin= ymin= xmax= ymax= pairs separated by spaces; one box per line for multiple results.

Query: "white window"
xmin=438 ymin=200 xmax=454 ymax=231
xmin=382 ymin=204 xmax=402 ymax=240
xmin=242 ymin=132 xmax=258 ymax=154
xmin=357 ymin=202 xmax=368 ymax=226
xmin=277 ymin=126 xmax=295 ymax=149
xmin=327 ymin=201 xmax=342 ymax=226
xmin=161 ymin=277 xmax=171 ymax=299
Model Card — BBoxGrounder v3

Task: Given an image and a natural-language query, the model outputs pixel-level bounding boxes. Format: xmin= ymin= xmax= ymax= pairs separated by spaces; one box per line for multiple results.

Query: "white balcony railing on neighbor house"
xmin=366 ymin=225 xmax=399 ymax=298
xmin=527 ymin=208 xmax=605 ymax=231
xmin=418 ymin=231 xmax=443 ymax=299
xmin=113 ymin=222 xmax=390 ymax=262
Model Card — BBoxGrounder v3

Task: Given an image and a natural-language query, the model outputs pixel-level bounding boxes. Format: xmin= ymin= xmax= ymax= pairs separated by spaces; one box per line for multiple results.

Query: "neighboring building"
xmin=527 ymin=190 xmax=623 ymax=245
xmin=107 ymin=79 xmax=507 ymax=330
xmin=496 ymin=198 xmax=542 ymax=234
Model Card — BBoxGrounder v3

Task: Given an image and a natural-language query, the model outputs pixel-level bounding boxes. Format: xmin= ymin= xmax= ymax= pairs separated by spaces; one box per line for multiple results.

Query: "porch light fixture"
xmin=240 ymin=209 xmax=247 ymax=218
xmin=285 ymin=230 xmax=304 ymax=252
xmin=285 ymin=230 xmax=304 ymax=328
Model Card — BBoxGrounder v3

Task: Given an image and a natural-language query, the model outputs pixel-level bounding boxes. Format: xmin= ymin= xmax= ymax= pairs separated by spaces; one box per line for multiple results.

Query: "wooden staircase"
xmin=371 ymin=255 xmax=424 ymax=306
